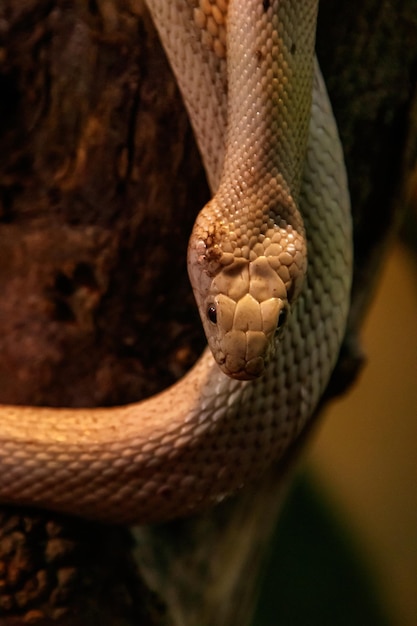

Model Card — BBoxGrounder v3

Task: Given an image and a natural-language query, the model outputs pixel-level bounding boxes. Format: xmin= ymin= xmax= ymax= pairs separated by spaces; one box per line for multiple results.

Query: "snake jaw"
xmin=201 ymin=293 xmax=288 ymax=380
xmin=216 ymin=294 xmax=287 ymax=380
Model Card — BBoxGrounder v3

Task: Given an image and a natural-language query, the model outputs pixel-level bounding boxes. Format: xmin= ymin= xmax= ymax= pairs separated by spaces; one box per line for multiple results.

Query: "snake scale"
xmin=0 ymin=0 xmax=352 ymax=524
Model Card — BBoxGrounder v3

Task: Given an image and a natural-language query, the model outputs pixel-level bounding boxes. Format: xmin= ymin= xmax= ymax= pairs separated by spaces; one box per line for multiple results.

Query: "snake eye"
xmin=207 ymin=305 xmax=217 ymax=324
xmin=276 ymin=306 xmax=288 ymax=331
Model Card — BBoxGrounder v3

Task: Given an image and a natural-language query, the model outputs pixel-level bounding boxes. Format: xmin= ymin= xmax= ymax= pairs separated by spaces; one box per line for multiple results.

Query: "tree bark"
xmin=0 ymin=0 xmax=416 ymax=624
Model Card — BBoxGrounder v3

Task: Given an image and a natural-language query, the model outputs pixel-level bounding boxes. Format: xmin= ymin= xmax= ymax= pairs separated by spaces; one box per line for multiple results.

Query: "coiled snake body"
xmin=0 ymin=0 xmax=352 ymax=524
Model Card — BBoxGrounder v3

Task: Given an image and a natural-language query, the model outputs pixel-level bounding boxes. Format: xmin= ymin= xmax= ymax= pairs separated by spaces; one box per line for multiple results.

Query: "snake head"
xmin=188 ymin=217 xmax=306 ymax=380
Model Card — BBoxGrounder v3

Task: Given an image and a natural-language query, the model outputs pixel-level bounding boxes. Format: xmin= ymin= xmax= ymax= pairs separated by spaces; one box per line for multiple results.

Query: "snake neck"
xmin=187 ymin=0 xmax=317 ymax=380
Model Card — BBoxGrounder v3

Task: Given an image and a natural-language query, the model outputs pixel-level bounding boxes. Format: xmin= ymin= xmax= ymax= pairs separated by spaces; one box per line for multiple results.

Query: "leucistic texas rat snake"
xmin=0 ymin=0 xmax=352 ymax=524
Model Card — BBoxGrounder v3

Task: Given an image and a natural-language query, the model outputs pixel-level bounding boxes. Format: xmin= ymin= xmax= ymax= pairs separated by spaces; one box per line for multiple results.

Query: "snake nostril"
xmin=207 ymin=305 xmax=217 ymax=324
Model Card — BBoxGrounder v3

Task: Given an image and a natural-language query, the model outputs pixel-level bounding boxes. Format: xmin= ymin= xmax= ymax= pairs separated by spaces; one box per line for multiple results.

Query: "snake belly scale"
xmin=0 ymin=0 xmax=352 ymax=524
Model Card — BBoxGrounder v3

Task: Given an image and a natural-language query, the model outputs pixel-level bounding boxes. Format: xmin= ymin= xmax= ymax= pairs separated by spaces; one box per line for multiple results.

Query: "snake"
xmin=0 ymin=0 xmax=352 ymax=524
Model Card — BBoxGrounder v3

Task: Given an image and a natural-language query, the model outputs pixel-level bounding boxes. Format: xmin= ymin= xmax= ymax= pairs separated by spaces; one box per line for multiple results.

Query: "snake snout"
xmin=227 ymin=351 xmax=267 ymax=381
xmin=218 ymin=327 xmax=270 ymax=380
xmin=213 ymin=295 xmax=285 ymax=380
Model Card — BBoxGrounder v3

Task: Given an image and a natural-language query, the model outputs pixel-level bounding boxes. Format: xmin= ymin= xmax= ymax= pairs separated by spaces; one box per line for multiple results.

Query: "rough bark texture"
xmin=0 ymin=508 xmax=168 ymax=626
xmin=0 ymin=0 xmax=209 ymax=409
xmin=0 ymin=0 xmax=416 ymax=624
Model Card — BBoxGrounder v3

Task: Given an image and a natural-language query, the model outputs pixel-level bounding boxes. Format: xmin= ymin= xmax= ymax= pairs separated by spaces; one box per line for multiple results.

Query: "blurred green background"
xmin=253 ymin=239 xmax=417 ymax=626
